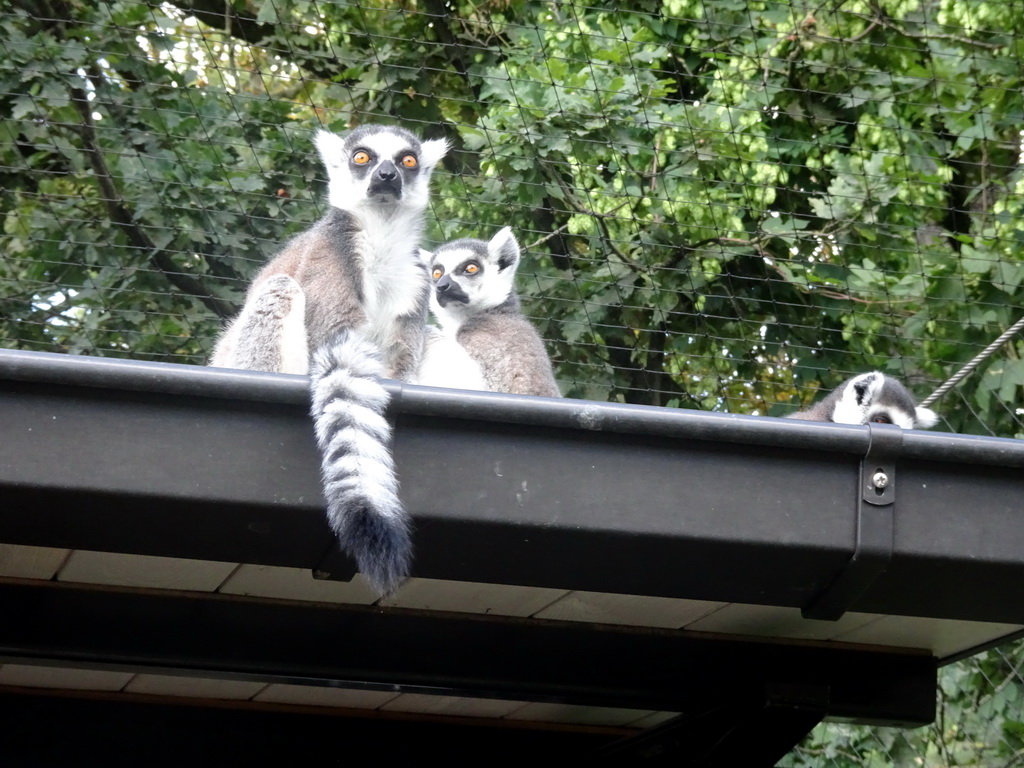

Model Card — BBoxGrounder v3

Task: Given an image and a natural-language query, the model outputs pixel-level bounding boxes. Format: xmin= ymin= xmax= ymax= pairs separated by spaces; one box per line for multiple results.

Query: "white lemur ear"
xmin=315 ymin=130 xmax=348 ymax=175
xmin=914 ymin=406 xmax=939 ymax=429
xmin=418 ymin=248 xmax=433 ymax=263
xmin=418 ymin=138 xmax=450 ymax=172
xmin=488 ymin=226 xmax=520 ymax=272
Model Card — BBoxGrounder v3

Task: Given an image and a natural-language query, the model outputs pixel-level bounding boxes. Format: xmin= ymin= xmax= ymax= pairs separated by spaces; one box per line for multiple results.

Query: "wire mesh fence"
xmin=2 ymin=0 xmax=1024 ymax=761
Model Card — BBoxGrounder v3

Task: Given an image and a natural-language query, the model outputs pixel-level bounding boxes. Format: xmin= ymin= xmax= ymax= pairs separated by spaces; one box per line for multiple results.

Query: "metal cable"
xmin=921 ymin=314 xmax=1024 ymax=407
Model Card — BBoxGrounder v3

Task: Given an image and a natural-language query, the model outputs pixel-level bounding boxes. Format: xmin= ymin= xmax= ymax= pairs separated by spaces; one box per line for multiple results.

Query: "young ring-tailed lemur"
xmin=210 ymin=124 xmax=449 ymax=594
xmin=787 ymin=371 xmax=938 ymax=429
xmin=415 ymin=227 xmax=561 ymax=398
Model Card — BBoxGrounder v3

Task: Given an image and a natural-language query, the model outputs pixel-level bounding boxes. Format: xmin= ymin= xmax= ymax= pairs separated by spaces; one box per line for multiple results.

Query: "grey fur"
xmin=787 ymin=371 xmax=938 ymax=429
xmin=210 ymin=275 xmax=307 ymax=374
xmin=420 ymin=227 xmax=561 ymax=398
xmin=210 ymin=124 xmax=448 ymax=594
xmin=454 ymin=293 xmax=561 ymax=397
xmin=309 ymin=331 xmax=409 ymax=593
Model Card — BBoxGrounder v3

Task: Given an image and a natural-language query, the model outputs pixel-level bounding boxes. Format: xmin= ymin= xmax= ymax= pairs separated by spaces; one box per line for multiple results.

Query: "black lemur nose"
xmin=376 ymin=160 xmax=398 ymax=181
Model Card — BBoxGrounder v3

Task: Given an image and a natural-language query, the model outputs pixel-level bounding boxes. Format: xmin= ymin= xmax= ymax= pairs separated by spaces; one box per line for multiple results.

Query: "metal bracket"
xmin=802 ymin=422 xmax=903 ymax=621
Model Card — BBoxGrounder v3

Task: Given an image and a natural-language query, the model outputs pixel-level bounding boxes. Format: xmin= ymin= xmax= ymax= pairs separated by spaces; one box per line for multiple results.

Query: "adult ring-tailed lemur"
xmin=211 ymin=124 xmax=449 ymax=595
xmin=415 ymin=227 xmax=561 ymax=398
xmin=787 ymin=371 xmax=938 ymax=428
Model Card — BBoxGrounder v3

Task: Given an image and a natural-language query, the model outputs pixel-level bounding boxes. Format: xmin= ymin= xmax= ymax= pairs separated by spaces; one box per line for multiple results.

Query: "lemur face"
xmin=831 ymin=372 xmax=938 ymax=429
xmin=426 ymin=227 xmax=521 ymax=312
xmin=347 ymin=128 xmax=422 ymax=202
xmin=429 ymin=241 xmax=485 ymax=308
xmin=315 ymin=125 xmax=448 ymax=211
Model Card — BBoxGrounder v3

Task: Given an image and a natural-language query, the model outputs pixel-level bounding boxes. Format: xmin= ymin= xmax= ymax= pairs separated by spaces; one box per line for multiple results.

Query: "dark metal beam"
xmin=2 ymin=349 xmax=1024 ymax=623
xmin=600 ymin=684 xmax=829 ymax=765
xmin=0 ymin=691 xmax=617 ymax=763
xmin=0 ymin=580 xmax=936 ymax=726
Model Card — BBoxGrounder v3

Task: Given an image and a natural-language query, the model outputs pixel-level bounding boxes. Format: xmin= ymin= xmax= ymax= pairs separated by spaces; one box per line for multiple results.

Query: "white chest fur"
xmin=355 ymin=207 xmax=427 ymax=346
xmin=415 ymin=327 xmax=487 ymax=391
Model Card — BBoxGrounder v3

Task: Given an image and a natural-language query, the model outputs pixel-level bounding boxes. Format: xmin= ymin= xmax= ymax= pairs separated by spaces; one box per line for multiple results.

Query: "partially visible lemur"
xmin=210 ymin=124 xmax=449 ymax=594
xmin=787 ymin=371 xmax=938 ymax=429
xmin=415 ymin=227 xmax=561 ymax=398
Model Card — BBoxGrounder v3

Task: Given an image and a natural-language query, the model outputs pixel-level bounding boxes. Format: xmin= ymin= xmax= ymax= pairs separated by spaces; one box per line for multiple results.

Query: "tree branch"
xmin=420 ymin=0 xmax=482 ymax=101
xmin=69 ymin=87 xmax=237 ymax=319
xmin=165 ymin=1 xmax=351 ymax=85
xmin=541 ymin=165 xmax=640 ymax=273
xmin=523 ymin=219 xmax=572 ymax=251
xmin=874 ymin=15 xmax=1004 ymax=50
xmin=166 ymin=0 xmax=273 ymax=45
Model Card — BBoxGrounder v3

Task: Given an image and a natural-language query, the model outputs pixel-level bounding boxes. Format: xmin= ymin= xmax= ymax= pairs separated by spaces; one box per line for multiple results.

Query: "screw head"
xmin=872 ymin=471 xmax=889 ymax=489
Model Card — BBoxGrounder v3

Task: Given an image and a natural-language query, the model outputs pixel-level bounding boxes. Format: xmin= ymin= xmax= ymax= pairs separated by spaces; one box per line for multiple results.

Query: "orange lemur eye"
xmin=401 ymin=155 xmax=418 ymax=168
xmin=464 ymin=263 xmax=480 ymax=275
xmin=431 ymin=267 xmax=444 ymax=280
xmin=352 ymin=151 xmax=371 ymax=165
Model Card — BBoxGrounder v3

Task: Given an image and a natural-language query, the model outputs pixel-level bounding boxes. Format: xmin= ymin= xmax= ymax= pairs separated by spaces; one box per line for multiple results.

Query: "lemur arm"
xmin=209 ymin=274 xmax=309 ymax=375
xmin=381 ymin=307 xmax=429 ymax=381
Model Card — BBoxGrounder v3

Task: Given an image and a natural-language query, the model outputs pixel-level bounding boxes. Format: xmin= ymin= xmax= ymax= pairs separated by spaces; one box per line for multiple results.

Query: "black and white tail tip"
xmin=309 ymin=331 xmax=411 ymax=594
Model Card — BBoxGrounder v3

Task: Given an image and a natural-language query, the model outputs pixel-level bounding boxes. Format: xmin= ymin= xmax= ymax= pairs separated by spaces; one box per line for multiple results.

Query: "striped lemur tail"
xmin=309 ymin=331 xmax=410 ymax=595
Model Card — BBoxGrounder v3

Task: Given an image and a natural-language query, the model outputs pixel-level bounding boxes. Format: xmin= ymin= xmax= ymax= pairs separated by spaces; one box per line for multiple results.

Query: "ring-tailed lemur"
xmin=211 ymin=124 xmax=449 ymax=594
xmin=415 ymin=227 xmax=561 ymax=398
xmin=787 ymin=371 xmax=938 ymax=429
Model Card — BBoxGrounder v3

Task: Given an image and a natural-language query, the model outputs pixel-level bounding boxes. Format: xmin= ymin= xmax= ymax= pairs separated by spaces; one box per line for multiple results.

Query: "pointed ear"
xmin=851 ymin=372 xmax=877 ymax=406
xmin=419 ymin=138 xmax=449 ymax=172
xmin=488 ymin=226 xmax=520 ymax=272
xmin=418 ymin=248 xmax=433 ymax=264
xmin=315 ymin=130 xmax=348 ymax=174
xmin=914 ymin=406 xmax=939 ymax=429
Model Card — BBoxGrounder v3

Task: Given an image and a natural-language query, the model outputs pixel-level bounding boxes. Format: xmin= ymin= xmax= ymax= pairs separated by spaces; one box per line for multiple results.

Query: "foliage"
xmin=781 ymin=638 xmax=1024 ymax=767
xmin=2 ymin=0 xmax=1024 ymax=761
xmin=2 ymin=0 xmax=1023 ymax=430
